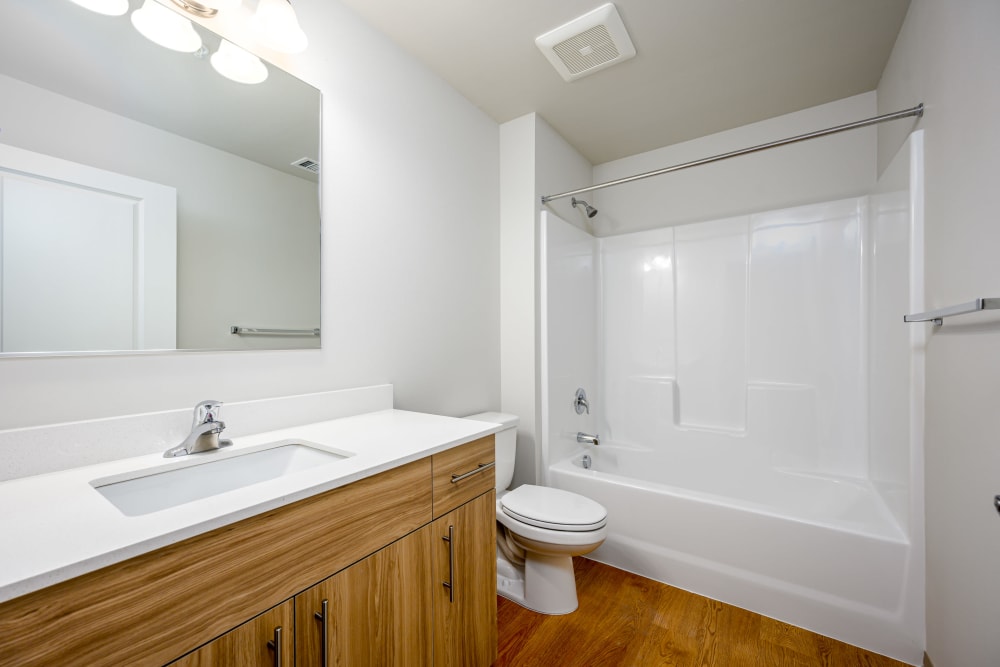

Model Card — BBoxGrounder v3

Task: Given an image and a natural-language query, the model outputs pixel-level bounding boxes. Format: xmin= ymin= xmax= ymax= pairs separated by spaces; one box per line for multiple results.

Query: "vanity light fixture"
xmin=169 ymin=0 xmax=242 ymax=19
xmin=211 ymin=39 xmax=269 ymax=84
xmin=131 ymin=0 xmax=203 ymax=53
xmin=66 ymin=0 xmax=129 ymax=16
xmin=251 ymin=0 xmax=309 ymax=54
xmin=81 ymin=0 xmax=303 ymax=85
xmin=157 ymin=0 xmax=309 ymax=56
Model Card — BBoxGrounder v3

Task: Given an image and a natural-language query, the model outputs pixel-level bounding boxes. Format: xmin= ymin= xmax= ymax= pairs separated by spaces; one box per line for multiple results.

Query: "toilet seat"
xmin=500 ymin=484 xmax=607 ymax=532
xmin=496 ymin=499 xmax=609 ymax=549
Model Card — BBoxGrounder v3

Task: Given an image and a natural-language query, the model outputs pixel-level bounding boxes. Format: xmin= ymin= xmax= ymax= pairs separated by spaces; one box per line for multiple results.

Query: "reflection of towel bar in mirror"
xmin=231 ymin=327 xmax=320 ymax=336
xmin=903 ymin=298 xmax=1000 ymax=325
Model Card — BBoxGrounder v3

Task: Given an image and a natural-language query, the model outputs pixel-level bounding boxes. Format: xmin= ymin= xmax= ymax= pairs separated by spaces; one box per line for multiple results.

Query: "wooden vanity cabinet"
xmin=292 ymin=435 xmax=498 ymax=667
xmin=168 ymin=600 xmax=294 ymax=667
xmin=0 ymin=458 xmax=433 ymax=667
xmin=294 ymin=524 xmax=435 ymax=667
xmin=431 ymin=491 xmax=498 ymax=667
xmin=0 ymin=436 xmax=497 ymax=667
xmin=430 ymin=435 xmax=498 ymax=667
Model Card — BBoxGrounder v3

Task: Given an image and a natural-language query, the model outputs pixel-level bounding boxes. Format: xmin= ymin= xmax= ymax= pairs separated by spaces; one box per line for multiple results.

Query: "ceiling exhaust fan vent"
xmin=535 ymin=3 xmax=636 ymax=83
xmin=292 ymin=157 xmax=319 ymax=173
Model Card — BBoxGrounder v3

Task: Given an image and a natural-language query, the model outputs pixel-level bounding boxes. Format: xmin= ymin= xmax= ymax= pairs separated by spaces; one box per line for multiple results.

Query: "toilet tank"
xmin=464 ymin=412 xmax=519 ymax=492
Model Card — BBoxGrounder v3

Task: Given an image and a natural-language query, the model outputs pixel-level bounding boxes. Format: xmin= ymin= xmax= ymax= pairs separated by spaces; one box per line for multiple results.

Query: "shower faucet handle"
xmin=574 ymin=388 xmax=590 ymax=415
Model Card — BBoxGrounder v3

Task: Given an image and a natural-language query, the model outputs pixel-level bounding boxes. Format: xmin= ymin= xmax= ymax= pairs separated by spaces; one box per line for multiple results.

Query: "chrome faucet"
xmin=574 ymin=388 xmax=590 ymax=415
xmin=163 ymin=400 xmax=233 ymax=458
xmin=577 ymin=432 xmax=600 ymax=447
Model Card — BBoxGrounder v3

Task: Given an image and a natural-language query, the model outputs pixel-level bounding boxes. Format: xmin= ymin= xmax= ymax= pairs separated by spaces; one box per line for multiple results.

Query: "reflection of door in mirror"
xmin=0 ymin=144 xmax=176 ymax=353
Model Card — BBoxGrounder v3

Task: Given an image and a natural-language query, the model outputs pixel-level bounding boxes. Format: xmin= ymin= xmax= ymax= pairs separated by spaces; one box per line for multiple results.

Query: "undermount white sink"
xmin=92 ymin=440 xmax=353 ymax=516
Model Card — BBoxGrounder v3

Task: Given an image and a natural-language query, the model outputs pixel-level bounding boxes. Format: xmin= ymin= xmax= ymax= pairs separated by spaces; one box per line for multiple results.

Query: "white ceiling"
xmin=337 ymin=0 xmax=911 ymax=165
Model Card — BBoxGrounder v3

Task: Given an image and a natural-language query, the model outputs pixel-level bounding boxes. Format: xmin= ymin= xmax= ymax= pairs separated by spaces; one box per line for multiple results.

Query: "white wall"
xmin=592 ymin=93 xmax=878 ymax=235
xmin=500 ymin=113 xmax=592 ymax=486
xmin=0 ymin=0 xmax=500 ymax=431
xmin=877 ymin=1 xmax=1000 ymax=664
xmin=499 ymin=115 xmax=538 ymax=487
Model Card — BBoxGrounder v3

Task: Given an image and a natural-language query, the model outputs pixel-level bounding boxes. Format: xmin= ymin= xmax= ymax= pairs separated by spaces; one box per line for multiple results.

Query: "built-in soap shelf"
xmin=903 ymin=298 xmax=1000 ymax=325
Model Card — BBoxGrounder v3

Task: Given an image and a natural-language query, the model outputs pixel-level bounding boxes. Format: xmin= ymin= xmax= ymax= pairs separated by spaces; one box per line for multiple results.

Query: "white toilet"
xmin=465 ymin=412 xmax=608 ymax=615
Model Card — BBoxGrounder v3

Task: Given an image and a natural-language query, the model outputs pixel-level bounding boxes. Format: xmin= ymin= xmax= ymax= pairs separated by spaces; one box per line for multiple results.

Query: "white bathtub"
xmin=548 ymin=447 xmax=923 ymax=665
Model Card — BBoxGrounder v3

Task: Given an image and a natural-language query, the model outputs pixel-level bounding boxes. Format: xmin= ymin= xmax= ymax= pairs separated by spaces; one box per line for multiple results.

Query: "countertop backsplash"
xmin=0 ymin=384 xmax=393 ymax=482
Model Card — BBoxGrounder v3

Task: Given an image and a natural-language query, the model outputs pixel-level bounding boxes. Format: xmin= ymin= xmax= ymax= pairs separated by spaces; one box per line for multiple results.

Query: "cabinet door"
xmin=296 ymin=524 xmax=434 ymax=666
xmin=168 ymin=599 xmax=293 ymax=667
xmin=432 ymin=491 xmax=498 ymax=667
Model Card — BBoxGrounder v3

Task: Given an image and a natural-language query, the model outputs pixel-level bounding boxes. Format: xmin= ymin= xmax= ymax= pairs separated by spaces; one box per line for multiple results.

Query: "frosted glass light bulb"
xmin=131 ymin=0 xmax=203 ymax=53
xmin=251 ymin=0 xmax=308 ymax=54
xmin=67 ymin=0 xmax=129 ymax=16
xmin=211 ymin=39 xmax=268 ymax=84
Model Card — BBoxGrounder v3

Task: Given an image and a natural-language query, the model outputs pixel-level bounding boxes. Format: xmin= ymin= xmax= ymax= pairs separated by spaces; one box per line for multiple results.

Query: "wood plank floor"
xmin=495 ymin=558 xmax=908 ymax=667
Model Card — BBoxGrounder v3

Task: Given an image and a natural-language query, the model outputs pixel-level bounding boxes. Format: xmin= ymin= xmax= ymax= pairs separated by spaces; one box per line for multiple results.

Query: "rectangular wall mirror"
xmin=0 ymin=0 xmax=321 ymax=355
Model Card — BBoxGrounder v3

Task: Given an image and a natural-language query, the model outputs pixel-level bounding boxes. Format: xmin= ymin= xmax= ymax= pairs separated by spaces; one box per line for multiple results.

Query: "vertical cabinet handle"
xmin=442 ymin=524 xmax=455 ymax=603
xmin=314 ymin=599 xmax=329 ymax=667
xmin=267 ymin=626 xmax=283 ymax=667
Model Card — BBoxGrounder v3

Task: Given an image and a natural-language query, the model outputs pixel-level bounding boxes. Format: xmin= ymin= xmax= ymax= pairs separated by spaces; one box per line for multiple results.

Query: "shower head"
xmin=571 ymin=197 xmax=598 ymax=218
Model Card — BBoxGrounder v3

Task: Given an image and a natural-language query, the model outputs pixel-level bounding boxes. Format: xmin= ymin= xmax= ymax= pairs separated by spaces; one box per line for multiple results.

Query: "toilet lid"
xmin=500 ymin=485 xmax=607 ymax=532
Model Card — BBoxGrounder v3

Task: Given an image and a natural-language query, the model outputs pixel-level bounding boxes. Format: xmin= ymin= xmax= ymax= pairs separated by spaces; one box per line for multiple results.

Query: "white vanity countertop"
xmin=0 ymin=409 xmax=501 ymax=604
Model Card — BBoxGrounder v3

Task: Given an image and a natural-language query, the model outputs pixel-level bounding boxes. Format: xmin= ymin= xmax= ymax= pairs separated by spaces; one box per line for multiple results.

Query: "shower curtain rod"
xmin=540 ymin=103 xmax=924 ymax=204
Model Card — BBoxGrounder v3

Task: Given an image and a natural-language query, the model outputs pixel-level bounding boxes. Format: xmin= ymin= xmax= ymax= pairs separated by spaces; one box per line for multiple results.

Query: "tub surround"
xmin=0 ymin=386 xmax=502 ymax=605
xmin=538 ymin=132 xmax=925 ymax=666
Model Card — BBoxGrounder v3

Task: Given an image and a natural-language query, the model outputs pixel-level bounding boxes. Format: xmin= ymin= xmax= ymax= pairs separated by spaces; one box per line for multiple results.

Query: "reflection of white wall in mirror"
xmin=0 ymin=73 xmax=319 ymax=351
xmin=4 ymin=177 xmax=134 ymax=352
xmin=0 ymin=144 xmax=177 ymax=353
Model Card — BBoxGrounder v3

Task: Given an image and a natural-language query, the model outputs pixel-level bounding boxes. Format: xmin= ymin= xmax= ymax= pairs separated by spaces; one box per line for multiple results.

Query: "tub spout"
xmin=577 ymin=432 xmax=600 ymax=447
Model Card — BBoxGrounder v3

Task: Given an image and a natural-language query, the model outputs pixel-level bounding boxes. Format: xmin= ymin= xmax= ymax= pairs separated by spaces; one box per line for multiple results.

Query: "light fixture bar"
xmin=170 ymin=0 xmax=218 ymax=18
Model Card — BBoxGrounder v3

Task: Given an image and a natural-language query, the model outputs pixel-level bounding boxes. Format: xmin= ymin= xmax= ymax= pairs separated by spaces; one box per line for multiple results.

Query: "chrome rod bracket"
xmin=904 ymin=298 xmax=1000 ymax=325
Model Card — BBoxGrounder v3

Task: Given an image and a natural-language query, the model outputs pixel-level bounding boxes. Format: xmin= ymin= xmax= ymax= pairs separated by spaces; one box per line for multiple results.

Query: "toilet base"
xmin=497 ymin=554 xmax=527 ymax=606
xmin=496 ymin=550 xmax=579 ymax=615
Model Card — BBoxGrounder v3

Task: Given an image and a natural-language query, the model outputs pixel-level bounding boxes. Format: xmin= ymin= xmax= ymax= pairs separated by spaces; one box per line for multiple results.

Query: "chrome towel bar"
xmin=903 ymin=298 xmax=1000 ymax=325
xmin=230 ymin=326 xmax=320 ymax=336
